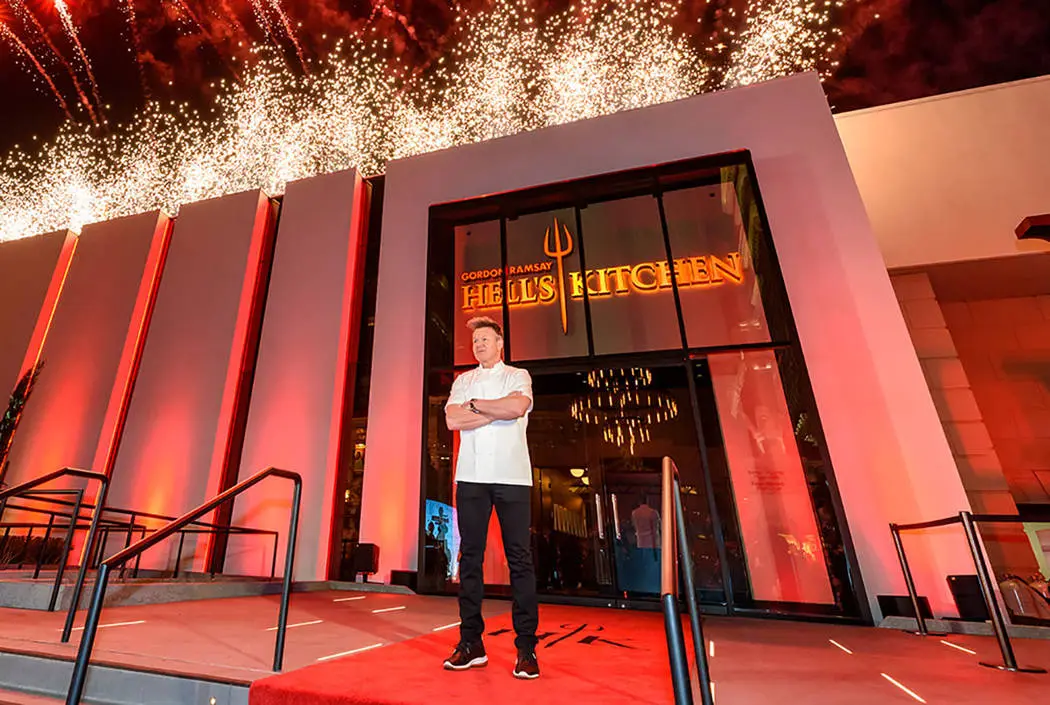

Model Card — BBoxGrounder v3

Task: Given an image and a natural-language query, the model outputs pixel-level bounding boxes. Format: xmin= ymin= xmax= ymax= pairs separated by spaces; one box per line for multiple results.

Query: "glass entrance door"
xmin=529 ymin=364 xmax=726 ymax=607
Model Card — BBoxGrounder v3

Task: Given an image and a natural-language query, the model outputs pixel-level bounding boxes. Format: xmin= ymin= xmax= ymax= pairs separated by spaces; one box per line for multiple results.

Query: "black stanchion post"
xmin=62 ymin=476 xmax=109 ymax=644
xmin=959 ymin=511 xmax=1046 ymax=674
xmin=65 ymin=562 xmax=111 ymax=705
xmin=889 ymin=523 xmax=945 ymax=636
xmin=173 ymin=532 xmax=186 ymax=579
xmin=50 ymin=489 xmax=84 ymax=612
xmin=674 ymin=476 xmax=714 ymax=705
xmin=273 ymin=477 xmax=302 ymax=672
xmin=662 ymin=593 xmax=695 ymax=705
xmin=271 ymin=532 xmax=279 ymax=579
xmin=35 ymin=514 xmax=56 ymax=580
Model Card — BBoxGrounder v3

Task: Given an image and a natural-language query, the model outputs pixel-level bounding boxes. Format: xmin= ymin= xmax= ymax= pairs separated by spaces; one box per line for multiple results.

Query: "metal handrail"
xmin=65 ymin=466 xmax=302 ymax=705
xmin=0 ymin=488 xmax=85 ymax=609
xmin=7 ymin=492 xmax=274 ymax=533
xmin=3 ymin=495 xmax=281 ymax=580
xmin=890 ymin=510 xmax=1047 ymax=674
xmin=0 ymin=468 xmax=109 ymax=627
xmin=660 ymin=456 xmax=714 ymax=705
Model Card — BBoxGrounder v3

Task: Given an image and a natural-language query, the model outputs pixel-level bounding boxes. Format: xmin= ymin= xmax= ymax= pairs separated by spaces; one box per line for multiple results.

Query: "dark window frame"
xmin=420 ymin=150 xmax=870 ymax=623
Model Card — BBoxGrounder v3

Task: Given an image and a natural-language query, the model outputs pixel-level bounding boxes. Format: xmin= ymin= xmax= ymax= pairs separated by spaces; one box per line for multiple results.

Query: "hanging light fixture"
xmin=570 ymin=367 xmax=678 ymax=454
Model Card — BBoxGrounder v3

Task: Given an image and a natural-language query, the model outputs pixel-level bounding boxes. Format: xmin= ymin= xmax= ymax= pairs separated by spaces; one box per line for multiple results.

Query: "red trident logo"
xmin=543 ymin=217 xmax=574 ymax=334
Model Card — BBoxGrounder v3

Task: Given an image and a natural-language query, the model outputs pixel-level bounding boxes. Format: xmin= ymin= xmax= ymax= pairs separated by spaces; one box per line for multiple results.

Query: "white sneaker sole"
xmin=513 ymin=669 xmax=540 ymax=680
xmin=444 ymin=655 xmax=488 ymax=670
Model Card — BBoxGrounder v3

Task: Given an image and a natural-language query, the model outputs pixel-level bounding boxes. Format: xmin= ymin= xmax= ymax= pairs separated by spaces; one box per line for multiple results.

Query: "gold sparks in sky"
xmin=0 ymin=0 xmax=843 ymax=241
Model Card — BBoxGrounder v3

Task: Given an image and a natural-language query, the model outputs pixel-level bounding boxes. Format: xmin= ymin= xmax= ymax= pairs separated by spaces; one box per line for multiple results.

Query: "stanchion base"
xmin=979 ymin=662 xmax=1047 ymax=674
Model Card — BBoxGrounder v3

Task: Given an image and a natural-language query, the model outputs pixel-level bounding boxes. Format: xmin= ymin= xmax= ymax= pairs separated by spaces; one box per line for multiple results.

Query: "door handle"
xmin=611 ymin=493 xmax=622 ymax=540
xmin=595 ymin=494 xmax=605 ymax=540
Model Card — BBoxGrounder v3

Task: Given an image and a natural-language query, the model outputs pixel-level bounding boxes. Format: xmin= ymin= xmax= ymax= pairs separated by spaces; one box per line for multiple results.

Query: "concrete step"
xmin=0 ymin=577 xmax=283 ymax=611
xmin=0 ymin=578 xmax=413 ymax=611
xmin=880 ymin=615 xmax=1050 ymax=639
xmin=0 ymin=687 xmax=64 ymax=704
xmin=0 ymin=650 xmax=248 ymax=705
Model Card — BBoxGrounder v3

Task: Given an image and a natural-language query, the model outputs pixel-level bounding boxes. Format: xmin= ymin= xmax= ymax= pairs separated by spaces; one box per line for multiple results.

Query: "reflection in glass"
xmin=662 ymin=183 xmax=771 ymax=349
xmin=707 ymin=350 xmax=834 ymax=604
xmin=505 ymin=209 xmax=588 ymax=361
xmin=579 ymin=196 xmax=682 ymax=355
xmin=570 ymin=367 xmax=679 ymax=455
xmin=454 ymin=220 xmax=503 ymax=366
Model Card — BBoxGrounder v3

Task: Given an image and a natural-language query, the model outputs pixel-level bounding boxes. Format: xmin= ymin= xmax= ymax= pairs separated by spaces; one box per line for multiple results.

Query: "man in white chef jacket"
xmin=442 ymin=316 xmax=540 ymax=680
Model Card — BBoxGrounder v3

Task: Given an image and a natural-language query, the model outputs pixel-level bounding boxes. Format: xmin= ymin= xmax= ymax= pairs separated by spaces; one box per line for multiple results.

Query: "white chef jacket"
xmin=446 ymin=361 xmax=534 ymax=486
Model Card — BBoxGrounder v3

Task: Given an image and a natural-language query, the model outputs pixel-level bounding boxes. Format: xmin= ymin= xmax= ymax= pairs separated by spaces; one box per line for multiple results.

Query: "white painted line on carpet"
xmin=708 ymin=640 xmax=715 ymax=658
xmin=940 ymin=639 xmax=977 ymax=655
xmin=433 ymin=622 xmax=461 ymax=632
xmin=372 ymin=606 xmax=406 ymax=614
xmin=829 ymin=639 xmax=853 ymax=655
xmin=333 ymin=596 xmax=367 ymax=602
xmin=881 ymin=673 xmax=926 ymax=703
xmin=70 ymin=620 xmax=145 ymax=632
xmin=317 ymin=643 xmax=384 ymax=661
xmin=266 ymin=619 xmax=322 ymax=631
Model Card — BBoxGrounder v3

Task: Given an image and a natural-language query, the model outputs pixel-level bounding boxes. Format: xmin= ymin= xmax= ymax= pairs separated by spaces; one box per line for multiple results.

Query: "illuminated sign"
xmin=460 ymin=216 xmax=743 ymax=333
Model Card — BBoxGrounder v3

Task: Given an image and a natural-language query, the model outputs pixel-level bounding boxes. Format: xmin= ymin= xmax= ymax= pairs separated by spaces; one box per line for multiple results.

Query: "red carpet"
xmin=249 ymin=605 xmax=680 ymax=705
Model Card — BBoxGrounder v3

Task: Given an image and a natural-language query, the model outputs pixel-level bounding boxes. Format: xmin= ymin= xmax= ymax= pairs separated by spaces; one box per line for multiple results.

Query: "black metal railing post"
xmin=662 ymin=591 xmax=694 ymax=705
xmin=65 ymin=563 xmax=111 ymax=705
xmin=271 ymin=532 xmax=279 ymax=579
xmin=34 ymin=514 xmax=56 ymax=579
xmin=61 ymin=476 xmax=111 ymax=643
xmin=50 ymin=489 xmax=85 ymax=612
xmin=888 ymin=522 xmax=944 ymax=636
xmin=173 ymin=531 xmax=186 ymax=579
xmin=273 ymin=477 xmax=302 ymax=671
xmin=673 ymin=473 xmax=714 ymax=705
xmin=959 ymin=511 xmax=1046 ymax=674
xmin=0 ymin=468 xmax=108 ymax=630
xmin=17 ymin=526 xmax=34 ymax=569
xmin=63 ymin=467 xmax=302 ymax=704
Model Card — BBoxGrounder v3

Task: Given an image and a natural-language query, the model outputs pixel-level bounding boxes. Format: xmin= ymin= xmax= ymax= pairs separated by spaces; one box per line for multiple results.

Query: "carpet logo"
xmin=488 ymin=623 xmax=638 ymax=650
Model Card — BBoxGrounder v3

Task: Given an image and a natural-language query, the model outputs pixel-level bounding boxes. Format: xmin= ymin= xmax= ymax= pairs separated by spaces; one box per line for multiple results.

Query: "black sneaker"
xmin=513 ymin=651 xmax=540 ymax=680
xmin=443 ymin=642 xmax=488 ymax=671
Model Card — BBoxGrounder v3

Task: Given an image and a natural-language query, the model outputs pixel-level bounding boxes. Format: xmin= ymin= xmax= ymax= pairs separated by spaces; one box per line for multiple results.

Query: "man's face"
xmin=472 ymin=327 xmax=502 ymax=366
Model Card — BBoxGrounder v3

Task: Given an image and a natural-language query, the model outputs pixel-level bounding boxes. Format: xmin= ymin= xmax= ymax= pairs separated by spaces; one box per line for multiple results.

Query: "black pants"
xmin=456 ymin=482 xmax=538 ymax=652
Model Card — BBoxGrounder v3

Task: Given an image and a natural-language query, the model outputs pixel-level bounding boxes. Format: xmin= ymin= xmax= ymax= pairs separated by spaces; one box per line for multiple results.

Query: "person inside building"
xmin=441 ymin=316 xmax=540 ymax=680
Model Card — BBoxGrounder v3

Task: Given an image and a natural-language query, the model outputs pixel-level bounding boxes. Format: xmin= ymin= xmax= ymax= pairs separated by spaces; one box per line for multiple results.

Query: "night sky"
xmin=2 ymin=0 xmax=1049 ymax=154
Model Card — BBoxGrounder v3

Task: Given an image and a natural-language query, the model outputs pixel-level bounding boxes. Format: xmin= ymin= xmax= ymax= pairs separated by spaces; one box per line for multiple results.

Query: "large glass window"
xmin=579 ymin=196 xmax=682 ymax=355
xmin=454 ymin=220 xmax=503 ymax=366
xmin=662 ymin=184 xmax=772 ymax=348
xmin=505 ymin=209 xmax=588 ymax=361
xmin=422 ymin=152 xmax=863 ymax=620
xmin=707 ymin=349 xmax=834 ymax=604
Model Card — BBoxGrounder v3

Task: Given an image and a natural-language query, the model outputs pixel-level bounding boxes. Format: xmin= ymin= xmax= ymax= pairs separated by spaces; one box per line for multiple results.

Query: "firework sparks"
xmin=53 ymin=0 xmax=105 ymax=114
xmin=122 ymin=0 xmax=150 ymax=95
xmin=165 ymin=0 xmax=245 ymax=84
xmin=723 ymin=0 xmax=844 ymax=87
xmin=8 ymin=0 xmax=99 ymax=124
xmin=267 ymin=0 xmax=309 ymax=72
xmin=0 ymin=21 xmax=74 ymax=121
xmin=248 ymin=0 xmax=283 ymax=59
xmin=0 ymin=0 xmax=847 ymax=242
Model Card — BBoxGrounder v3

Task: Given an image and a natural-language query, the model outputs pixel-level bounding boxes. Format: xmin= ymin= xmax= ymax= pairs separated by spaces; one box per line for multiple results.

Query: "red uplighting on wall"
xmin=95 ymin=214 xmax=173 ymax=476
xmin=18 ymin=233 xmax=77 ymax=380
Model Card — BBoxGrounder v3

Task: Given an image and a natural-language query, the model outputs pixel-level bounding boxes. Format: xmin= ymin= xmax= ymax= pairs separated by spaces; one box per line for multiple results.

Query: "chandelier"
xmin=570 ymin=367 xmax=678 ymax=454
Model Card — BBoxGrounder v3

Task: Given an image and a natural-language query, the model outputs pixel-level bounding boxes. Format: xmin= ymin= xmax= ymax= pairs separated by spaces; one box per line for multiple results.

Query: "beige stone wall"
xmin=891 ymin=272 xmax=1039 ymax=576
